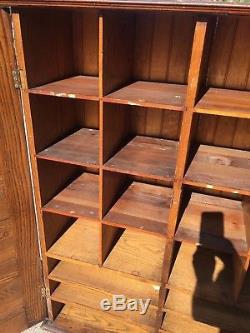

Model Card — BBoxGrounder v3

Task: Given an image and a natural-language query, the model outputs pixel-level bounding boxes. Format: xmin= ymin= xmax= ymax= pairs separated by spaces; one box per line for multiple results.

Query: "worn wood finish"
xmin=43 ymin=173 xmax=99 ymax=219
xmin=37 ymin=128 xmax=99 ymax=168
xmin=0 ymin=8 xmax=46 ymax=329
xmin=103 ymin=181 xmax=172 ymax=235
xmin=175 ymin=193 xmax=248 ymax=255
xmin=184 ymin=145 xmax=250 ymax=195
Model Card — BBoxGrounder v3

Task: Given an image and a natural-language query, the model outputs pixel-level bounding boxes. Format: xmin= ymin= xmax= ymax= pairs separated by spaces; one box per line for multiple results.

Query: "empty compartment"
xmin=102 ymin=225 xmax=165 ymax=282
xmin=30 ymin=96 xmax=99 ymax=168
xmin=102 ymin=171 xmax=172 ymax=235
xmin=45 ymin=215 xmax=100 ymax=265
xmin=102 ymin=103 xmax=180 ymax=182
xmin=102 ymin=12 xmax=196 ymax=110
xmin=19 ymin=8 xmax=99 ymax=99
xmin=37 ymin=160 xmax=99 ymax=219
xmin=194 ymin=16 xmax=250 ymax=119
xmin=175 ymin=192 xmax=250 ymax=255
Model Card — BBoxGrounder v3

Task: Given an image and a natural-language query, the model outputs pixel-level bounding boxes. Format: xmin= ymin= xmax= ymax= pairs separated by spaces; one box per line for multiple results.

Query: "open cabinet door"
xmin=0 ymin=8 xmax=46 ymax=332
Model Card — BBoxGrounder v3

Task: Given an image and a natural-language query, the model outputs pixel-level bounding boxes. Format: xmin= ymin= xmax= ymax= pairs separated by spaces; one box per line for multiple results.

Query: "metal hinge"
xmin=41 ymin=287 xmax=50 ymax=298
xmin=12 ymin=69 xmax=22 ymax=89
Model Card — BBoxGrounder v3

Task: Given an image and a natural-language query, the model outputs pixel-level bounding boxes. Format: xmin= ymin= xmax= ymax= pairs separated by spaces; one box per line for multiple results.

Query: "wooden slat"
xmin=53 ymin=304 xmax=151 ymax=333
xmin=103 ymin=229 xmax=165 ymax=282
xmin=195 ymin=88 xmax=250 ymax=118
xmin=51 ymin=283 xmax=156 ymax=329
xmin=103 ymin=81 xmax=187 ymax=111
xmin=168 ymin=242 xmax=235 ymax=305
xmin=104 ymin=136 xmax=178 ymax=182
xmin=104 ymin=181 xmax=172 ymax=235
xmin=37 ymin=128 xmax=99 ymax=168
xmin=46 ymin=218 xmax=99 ymax=265
xmin=43 ymin=173 xmax=99 ymax=219
xmin=49 ymin=261 xmax=160 ymax=306
xmin=165 ymin=289 xmax=250 ymax=333
xmin=175 ymin=193 xmax=248 ymax=255
xmin=29 ymin=76 xmax=99 ymax=101
xmin=184 ymin=144 xmax=250 ymax=195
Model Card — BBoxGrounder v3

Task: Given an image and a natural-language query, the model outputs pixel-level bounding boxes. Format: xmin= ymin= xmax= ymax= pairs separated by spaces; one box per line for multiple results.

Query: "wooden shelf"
xmin=103 ymin=228 xmax=165 ymax=282
xmin=29 ymin=76 xmax=99 ymax=101
xmin=168 ymin=242 xmax=235 ymax=305
xmin=37 ymin=128 xmax=99 ymax=168
xmin=195 ymin=88 xmax=250 ymax=119
xmin=43 ymin=173 xmax=99 ymax=219
xmin=164 ymin=289 xmax=250 ymax=333
xmin=51 ymin=283 xmax=156 ymax=330
xmin=46 ymin=218 xmax=99 ymax=265
xmin=104 ymin=136 xmax=178 ymax=182
xmin=175 ymin=193 xmax=248 ymax=255
xmin=184 ymin=145 xmax=250 ymax=195
xmin=103 ymin=81 xmax=186 ymax=111
xmin=104 ymin=181 xmax=172 ymax=235
xmin=49 ymin=261 xmax=161 ymax=306
xmin=52 ymin=304 xmax=151 ymax=333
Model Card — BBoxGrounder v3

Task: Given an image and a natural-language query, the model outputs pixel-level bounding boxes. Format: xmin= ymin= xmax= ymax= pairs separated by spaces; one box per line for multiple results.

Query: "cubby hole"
xmin=102 ymin=223 xmax=166 ymax=282
xmin=183 ymin=113 xmax=250 ymax=195
xmin=30 ymin=95 xmax=99 ymax=168
xmin=102 ymin=11 xmax=196 ymax=110
xmin=44 ymin=213 xmax=100 ymax=265
xmin=37 ymin=160 xmax=99 ymax=219
xmin=101 ymin=170 xmax=172 ymax=235
xmin=194 ymin=16 xmax=250 ymax=119
xmin=102 ymin=103 xmax=181 ymax=182
xmin=19 ymin=8 xmax=99 ymax=99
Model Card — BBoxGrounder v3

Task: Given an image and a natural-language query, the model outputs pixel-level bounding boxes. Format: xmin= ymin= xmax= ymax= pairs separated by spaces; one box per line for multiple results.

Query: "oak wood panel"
xmin=103 ymin=181 xmax=172 ymax=235
xmin=47 ymin=218 xmax=99 ymax=265
xmin=29 ymin=76 xmax=99 ymax=100
xmin=104 ymin=136 xmax=178 ymax=182
xmin=52 ymin=282 xmax=157 ymax=329
xmin=43 ymin=173 xmax=99 ymax=219
xmin=175 ymin=193 xmax=248 ymax=255
xmin=195 ymin=88 xmax=250 ymax=119
xmin=53 ymin=304 xmax=150 ymax=333
xmin=37 ymin=128 xmax=99 ymax=168
xmin=0 ymin=8 xmax=46 ymax=327
xmin=103 ymin=229 xmax=165 ymax=282
xmin=49 ymin=261 xmax=160 ymax=306
xmin=104 ymin=81 xmax=186 ymax=111
xmin=184 ymin=145 xmax=250 ymax=195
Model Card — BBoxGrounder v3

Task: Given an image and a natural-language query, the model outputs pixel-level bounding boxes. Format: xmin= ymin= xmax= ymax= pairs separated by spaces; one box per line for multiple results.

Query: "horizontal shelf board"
xmin=195 ymin=88 xmax=250 ymax=119
xmin=46 ymin=218 xmax=99 ymax=265
xmin=164 ymin=289 xmax=250 ymax=333
xmin=37 ymin=128 xmax=99 ymax=168
xmin=168 ymin=242 xmax=235 ymax=305
xmin=43 ymin=173 xmax=99 ymax=219
xmin=49 ymin=261 xmax=160 ymax=306
xmin=184 ymin=145 xmax=250 ymax=195
xmin=54 ymin=304 xmax=151 ymax=333
xmin=104 ymin=136 xmax=178 ymax=181
xmin=29 ymin=75 xmax=99 ymax=101
xmin=51 ymin=283 xmax=156 ymax=329
xmin=104 ymin=181 xmax=172 ymax=235
xmin=103 ymin=228 xmax=165 ymax=282
xmin=162 ymin=309 xmax=232 ymax=333
xmin=175 ymin=193 xmax=248 ymax=255
xmin=103 ymin=81 xmax=186 ymax=111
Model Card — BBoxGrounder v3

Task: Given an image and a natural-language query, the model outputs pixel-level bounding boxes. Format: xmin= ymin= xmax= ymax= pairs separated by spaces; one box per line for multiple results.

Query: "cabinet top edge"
xmin=1 ymin=0 xmax=250 ymax=15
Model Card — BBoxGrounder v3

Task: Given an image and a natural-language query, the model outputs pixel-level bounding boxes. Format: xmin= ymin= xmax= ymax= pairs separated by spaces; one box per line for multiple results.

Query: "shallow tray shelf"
xmin=37 ymin=128 xmax=99 ymax=168
xmin=103 ymin=81 xmax=186 ymax=111
xmin=29 ymin=75 xmax=99 ymax=101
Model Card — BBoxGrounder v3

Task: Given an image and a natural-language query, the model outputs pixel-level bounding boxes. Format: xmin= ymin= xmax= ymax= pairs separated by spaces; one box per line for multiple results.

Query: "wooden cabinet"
xmin=1 ymin=1 xmax=250 ymax=332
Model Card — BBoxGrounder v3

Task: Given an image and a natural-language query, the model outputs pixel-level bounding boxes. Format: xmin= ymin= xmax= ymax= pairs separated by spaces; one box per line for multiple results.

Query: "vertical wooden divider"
xmin=155 ymin=20 xmax=210 ymax=331
xmin=11 ymin=13 xmax=54 ymax=320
